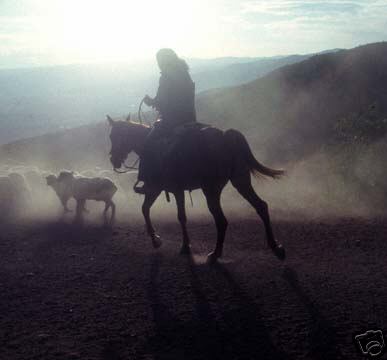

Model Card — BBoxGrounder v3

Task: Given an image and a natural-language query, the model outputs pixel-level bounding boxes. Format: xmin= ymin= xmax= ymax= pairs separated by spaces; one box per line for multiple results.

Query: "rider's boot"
xmin=133 ymin=180 xmax=147 ymax=194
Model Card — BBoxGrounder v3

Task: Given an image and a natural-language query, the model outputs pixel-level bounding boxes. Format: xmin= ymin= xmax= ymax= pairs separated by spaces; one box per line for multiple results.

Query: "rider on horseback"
xmin=134 ymin=48 xmax=197 ymax=194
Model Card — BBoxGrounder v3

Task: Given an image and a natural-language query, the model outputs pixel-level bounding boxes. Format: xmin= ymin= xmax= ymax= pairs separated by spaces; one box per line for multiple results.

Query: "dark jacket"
xmin=152 ymin=67 xmax=196 ymax=128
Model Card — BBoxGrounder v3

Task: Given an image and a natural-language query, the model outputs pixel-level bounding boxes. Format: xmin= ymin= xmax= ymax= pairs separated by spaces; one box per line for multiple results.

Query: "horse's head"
xmin=107 ymin=114 xmax=149 ymax=171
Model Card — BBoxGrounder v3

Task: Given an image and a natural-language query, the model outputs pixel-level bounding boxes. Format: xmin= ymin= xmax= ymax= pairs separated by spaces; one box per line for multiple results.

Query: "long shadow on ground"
xmin=144 ymin=253 xmax=285 ymax=360
xmin=282 ymin=267 xmax=344 ymax=360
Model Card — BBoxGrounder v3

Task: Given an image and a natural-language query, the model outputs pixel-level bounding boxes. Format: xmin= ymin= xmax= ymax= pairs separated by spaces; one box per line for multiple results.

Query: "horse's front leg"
xmin=142 ymin=190 xmax=162 ymax=248
xmin=174 ymin=191 xmax=191 ymax=255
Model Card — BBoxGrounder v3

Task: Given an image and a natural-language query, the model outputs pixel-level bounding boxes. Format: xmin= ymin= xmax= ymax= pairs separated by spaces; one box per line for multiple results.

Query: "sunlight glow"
xmin=35 ymin=0 xmax=210 ymax=63
xmin=4 ymin=0 xmax=386 ymax=68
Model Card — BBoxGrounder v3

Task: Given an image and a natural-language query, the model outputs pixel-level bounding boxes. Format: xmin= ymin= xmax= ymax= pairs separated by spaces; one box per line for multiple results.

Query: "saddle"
xmin=150 ymin=121 xmax=208 ymax=157
xmin=147 ymin=122 xmax=212 ymax=190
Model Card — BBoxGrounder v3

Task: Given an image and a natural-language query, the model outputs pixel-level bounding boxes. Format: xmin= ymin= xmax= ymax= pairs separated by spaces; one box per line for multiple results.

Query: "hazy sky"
xmin=1 ymin=0 xmax=387 ymax=68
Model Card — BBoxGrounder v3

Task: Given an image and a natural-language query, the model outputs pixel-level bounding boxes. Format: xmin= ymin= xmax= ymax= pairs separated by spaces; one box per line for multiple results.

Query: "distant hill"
xmin=2 ymin=42 xmax=387 ymax=214
xmin=196 ymin=42 xmax=387 ymax=162
xmin=0 ymin=122 xmax=111 ymax=171
xmin=1 ymin=42 xmax=386 ymax=166
xmin=193 ymin=55 xmax=311 ymax=91
xmin=0 ymin=62 xmax=158 ymax=144
xmin=0 ymin=53 xmax=326 ymax=144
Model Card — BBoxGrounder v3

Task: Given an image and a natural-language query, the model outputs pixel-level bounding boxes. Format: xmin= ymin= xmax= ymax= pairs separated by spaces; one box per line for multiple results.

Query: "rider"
xmin=134 ymin=48 xmax=197 ymax=194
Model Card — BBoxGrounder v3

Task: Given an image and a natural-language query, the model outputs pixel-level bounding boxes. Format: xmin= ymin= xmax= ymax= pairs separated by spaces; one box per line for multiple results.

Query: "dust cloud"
xmin=1 ymin=134 xmax=386 ymax=227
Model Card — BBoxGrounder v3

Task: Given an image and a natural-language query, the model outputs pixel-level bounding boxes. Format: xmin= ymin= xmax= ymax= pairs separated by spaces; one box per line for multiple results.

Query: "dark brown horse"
xmin=107 ymin=116 xmax=285 ymax=262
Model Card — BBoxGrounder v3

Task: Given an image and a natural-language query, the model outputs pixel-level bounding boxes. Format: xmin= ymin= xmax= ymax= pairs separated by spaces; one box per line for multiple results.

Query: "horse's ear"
xmin=106 ymin=115 xmax=114 ymax=126
xmin=126 ymin=113 xmax=131 ymax=122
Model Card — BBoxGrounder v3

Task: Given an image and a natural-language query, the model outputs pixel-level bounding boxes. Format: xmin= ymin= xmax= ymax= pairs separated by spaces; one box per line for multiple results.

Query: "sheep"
xmin=0 ymin=173 xmax=32 ymax=221
xmin=46 ymin=174 xmax=73 ymax=213
xmin=0 ymin=164 xmax=11 ymax=174
xmin=47 ymin=171 xmax=117 ymax=225
xmin=0 ymin=176 xmax=17 ymax=221
xmin=80 ymin=169 xmax=97 ymax=178
xmin=24 ymin=169 xmax=47 ymax=198
xmin=7 ymin=172 xmax=32 ymax=214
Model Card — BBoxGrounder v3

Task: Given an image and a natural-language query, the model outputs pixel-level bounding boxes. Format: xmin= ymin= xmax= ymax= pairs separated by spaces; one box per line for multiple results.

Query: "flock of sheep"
xmin=0 ymin=162 xmax=138 ymax=225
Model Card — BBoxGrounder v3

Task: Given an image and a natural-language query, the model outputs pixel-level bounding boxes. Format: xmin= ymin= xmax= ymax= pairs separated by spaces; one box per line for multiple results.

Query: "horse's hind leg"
xmin=203 ymin=187 xmax=228 ymax=263
xmin=174 ymin=191 xmax=191 ymax=255
xmin=142 ymin=190 xmax=162 ymax=248
xmin=231 ymin=175 xmax=285 ymax=260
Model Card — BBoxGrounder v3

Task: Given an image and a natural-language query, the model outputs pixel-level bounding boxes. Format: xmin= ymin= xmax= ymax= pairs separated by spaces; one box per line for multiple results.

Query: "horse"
xmin=107 ymin=115 xmax=286 ymax=263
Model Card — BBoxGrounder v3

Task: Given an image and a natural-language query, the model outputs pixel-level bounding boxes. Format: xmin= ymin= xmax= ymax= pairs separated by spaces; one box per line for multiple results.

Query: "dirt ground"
xmin=1 ymin=215 xmax=386 ymax=360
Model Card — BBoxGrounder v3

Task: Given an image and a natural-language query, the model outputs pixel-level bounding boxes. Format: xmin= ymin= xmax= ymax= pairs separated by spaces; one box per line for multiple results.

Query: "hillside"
xmin=196 ymin=42 xmax=387 ymax=162
xmin=0 ymin=54 xmax=319 ymax=144
xmin=2 ymin=43 xmax=386 ymax=164
xmin=193 ymin=54 xmax=310 ymax=91
xmin=0 ymin=122 xmax=111 ymax=171
xmin=1 ymin=42 xmax=387 ymax=215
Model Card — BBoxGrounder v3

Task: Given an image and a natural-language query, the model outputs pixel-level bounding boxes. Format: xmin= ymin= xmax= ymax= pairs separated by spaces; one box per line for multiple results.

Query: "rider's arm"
xmin=143 ymin=76 xmax=167 ymax=110
xmin=152 ymin=75 xmax=169 ymax=111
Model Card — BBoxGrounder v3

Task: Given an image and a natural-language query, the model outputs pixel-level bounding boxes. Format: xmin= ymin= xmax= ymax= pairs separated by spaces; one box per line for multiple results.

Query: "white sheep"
xmin=80 ymin=169 xmax=97 ymax=178
xmin=7 ymin=172 xmax=32 ymax=214
xmin=47 ymin=171 xmax=117 ymax=225
xmin=46 ymin=174 xmax=73 ymax=213
xmin=0 ymin=176 xmax=16 ymax=221
xmin=0 ymin=173 xmax=32 ymax=221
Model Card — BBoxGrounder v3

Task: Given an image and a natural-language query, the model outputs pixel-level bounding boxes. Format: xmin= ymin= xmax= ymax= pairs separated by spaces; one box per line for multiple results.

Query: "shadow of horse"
xmin=143 ymin=253 xmax=286 ymax=360
xmin=282 ymin=267 xmax=344 ymax=360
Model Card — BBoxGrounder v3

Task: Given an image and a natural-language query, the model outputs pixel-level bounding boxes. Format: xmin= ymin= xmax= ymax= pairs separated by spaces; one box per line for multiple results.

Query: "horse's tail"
xmin=224 ymin=129 xmax=285 ymax=179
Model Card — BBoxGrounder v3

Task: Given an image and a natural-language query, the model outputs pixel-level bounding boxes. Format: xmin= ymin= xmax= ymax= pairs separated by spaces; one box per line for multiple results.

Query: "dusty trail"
xmin=0 ymin=217 xmax=386 ymax=359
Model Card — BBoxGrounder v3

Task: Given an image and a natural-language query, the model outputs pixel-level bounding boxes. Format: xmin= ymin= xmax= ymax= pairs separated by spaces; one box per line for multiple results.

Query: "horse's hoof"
xmin=152 ymin=234 xmax=162 ymax=249
xmin=179 ymin=244 xmax=191 ymax=255
xmin=207 ymin=252 xmax=220 ymax=264
xmin=272 ymin=244 xmax=286 ymax=261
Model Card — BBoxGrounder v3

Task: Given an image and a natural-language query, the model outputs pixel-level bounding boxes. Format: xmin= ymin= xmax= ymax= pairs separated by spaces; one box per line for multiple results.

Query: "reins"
xmin=111 ymin=104 xmax=146 ymax=174
xmin=114 ymin=99 xmax=189 ymax=205
xmin=117 ymin=98 xmax=149 ymax=173
xmin=138 ymin=97 xmax=151 ymax=126
xmin=138 ymin=98 xmax=145 ymax=125
xmin=113 ymin=157 xmax=139 ymax=173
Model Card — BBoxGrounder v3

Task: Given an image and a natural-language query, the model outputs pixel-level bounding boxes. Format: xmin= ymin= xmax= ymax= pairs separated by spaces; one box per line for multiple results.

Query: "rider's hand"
xmin=143 ymin=95 xmax=153 ymax=106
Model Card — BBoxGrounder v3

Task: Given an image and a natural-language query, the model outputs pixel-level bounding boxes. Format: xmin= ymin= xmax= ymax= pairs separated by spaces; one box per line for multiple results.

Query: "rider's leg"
xmin=134 ymin=121 xmax=167 ymax=194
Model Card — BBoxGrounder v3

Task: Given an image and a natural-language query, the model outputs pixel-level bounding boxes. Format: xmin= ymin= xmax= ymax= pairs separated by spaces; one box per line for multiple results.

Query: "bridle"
xmin=112 ymin=98 xmax=151 ymax=174
xmin=113 ymin=97 xmax=152 ymax=174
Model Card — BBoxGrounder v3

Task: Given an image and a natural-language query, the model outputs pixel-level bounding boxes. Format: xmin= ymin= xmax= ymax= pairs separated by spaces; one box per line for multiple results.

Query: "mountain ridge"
xmin=0 ymin=50 xmax=340 ymax=144
xmin=1 ymin=42 xmax=387 ymax=170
